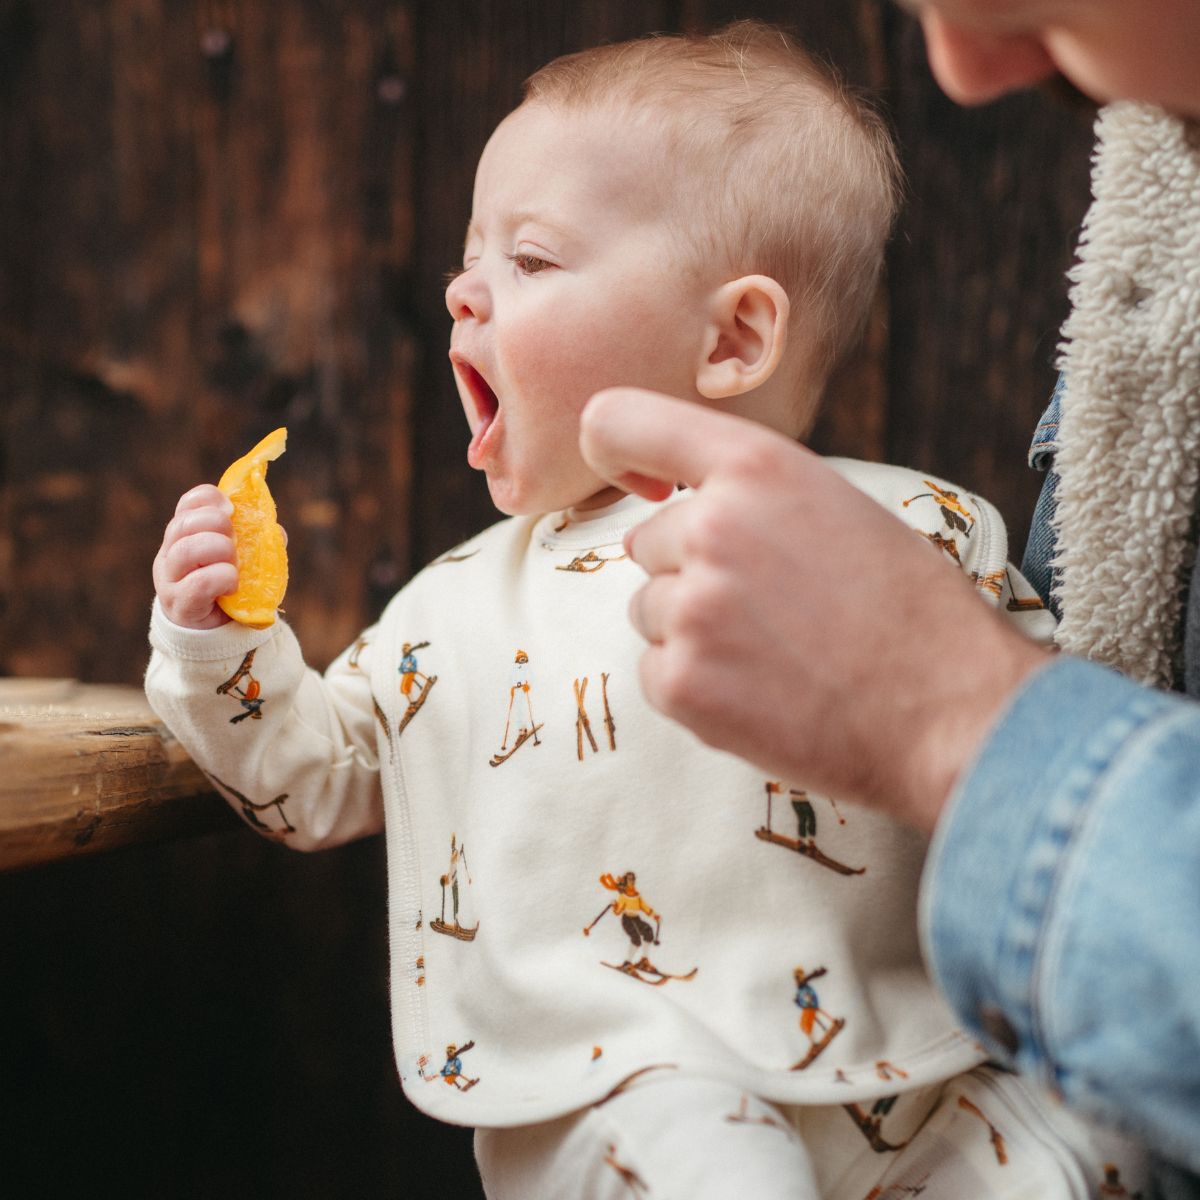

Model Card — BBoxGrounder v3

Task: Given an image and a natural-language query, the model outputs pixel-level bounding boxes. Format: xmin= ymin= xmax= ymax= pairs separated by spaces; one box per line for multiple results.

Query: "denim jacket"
xmin=1019 ymin=376 xmax=1064 ymax=621
xmin=922 ymin=381 xmax=1200 ymax=1182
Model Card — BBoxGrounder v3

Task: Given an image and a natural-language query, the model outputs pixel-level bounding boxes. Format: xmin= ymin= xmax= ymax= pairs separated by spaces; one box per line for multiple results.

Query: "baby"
xmin=148 ymin=22 xmax=1146 ymax=1200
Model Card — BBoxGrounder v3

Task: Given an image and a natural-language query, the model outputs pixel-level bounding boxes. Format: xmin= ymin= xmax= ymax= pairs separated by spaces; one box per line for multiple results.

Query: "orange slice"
xmin=216 ymin=427 xmax=288 ymax=628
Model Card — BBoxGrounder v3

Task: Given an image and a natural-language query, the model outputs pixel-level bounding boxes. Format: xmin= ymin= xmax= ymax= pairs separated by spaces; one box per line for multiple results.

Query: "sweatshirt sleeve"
xmin=144 ymin=600 xmax=384 ymax=850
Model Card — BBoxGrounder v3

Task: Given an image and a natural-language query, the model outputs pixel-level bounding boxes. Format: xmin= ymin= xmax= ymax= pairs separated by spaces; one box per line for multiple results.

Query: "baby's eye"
xmin=506 ymin=252 xmax=553 ymax=275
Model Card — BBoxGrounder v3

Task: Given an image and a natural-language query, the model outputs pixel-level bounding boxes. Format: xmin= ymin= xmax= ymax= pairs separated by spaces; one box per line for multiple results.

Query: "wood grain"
xmin=0 ymin=679 xmax=236 ymax=871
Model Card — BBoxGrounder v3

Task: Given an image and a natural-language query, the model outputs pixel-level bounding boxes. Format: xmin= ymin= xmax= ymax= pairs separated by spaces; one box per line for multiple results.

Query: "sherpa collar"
xmin=1053 ymin=103 xmax=1200 ymax=689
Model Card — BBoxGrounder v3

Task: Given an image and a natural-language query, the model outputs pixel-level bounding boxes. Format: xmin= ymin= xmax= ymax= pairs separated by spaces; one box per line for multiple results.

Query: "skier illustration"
xmin=757 ymin=782 xmax=864 ymax=876
xmin=419 ymin=1041 xmax=479 ymax=1092
xmin=431 ymin=833 xmax=478 ymax=941
xmin=956 ymin=1095 xmax=1008 ymax=1166
xmin=603 ymin=1143 xmax=650 ymax=1198
xmin=971 ymin=568 xmax=1006 ymax=601
xmin=726 ymin=1093 xmax=788 ymax=1131
xmin=902 ymin=479 xmax=976 ymax=536
xmin=583 ymin=871 xmax=697 ymax=986
xmin=843 ymin=1096 xmax=912 ymax=1155
xmin=206 ymin=771 xmax=294 ymax=837
xmin=216 ymin=650 xmax=266 ymax=724
xmin=490 ymin=649 xmax=543 ymax=766
xmin=556 ymin=549 xmax=628 ymax=573
xmin=921 ymin=528 xmax=963 ymax=565
xmin=397 ymin=640 xmax=437 ymax=736
xmin=1004 ymin=567 xmax=1048 ymax=612
xmin=790 ymin=964 xmax=845 ymax=1070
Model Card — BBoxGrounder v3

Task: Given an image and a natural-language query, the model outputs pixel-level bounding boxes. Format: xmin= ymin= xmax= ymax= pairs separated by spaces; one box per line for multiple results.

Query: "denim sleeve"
xmin=921 ymin=655 xmax=1200 ymax=1172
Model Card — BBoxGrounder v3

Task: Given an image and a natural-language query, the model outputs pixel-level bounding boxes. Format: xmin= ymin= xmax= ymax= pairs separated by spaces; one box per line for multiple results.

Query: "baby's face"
xmin=446 ymin=102 xmax=713 ymax=516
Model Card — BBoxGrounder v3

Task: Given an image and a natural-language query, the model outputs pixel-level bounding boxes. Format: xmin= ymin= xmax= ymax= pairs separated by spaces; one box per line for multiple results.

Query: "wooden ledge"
xmin=0 ymin=679 xmax=239 ymax=872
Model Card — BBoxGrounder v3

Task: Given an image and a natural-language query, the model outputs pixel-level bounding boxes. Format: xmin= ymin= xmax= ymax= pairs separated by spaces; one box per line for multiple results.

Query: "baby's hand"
xmin=153 ymin=485 xmax=238 ymax=630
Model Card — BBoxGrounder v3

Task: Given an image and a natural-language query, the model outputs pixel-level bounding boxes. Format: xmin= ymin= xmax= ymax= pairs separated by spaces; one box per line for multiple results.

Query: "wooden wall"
xmin=0 ymin=1 xmax=1094 ymax=1195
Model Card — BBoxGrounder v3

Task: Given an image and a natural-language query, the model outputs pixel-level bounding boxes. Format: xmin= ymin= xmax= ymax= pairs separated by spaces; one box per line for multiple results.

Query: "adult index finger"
xmin=580 ymin=387 xmax=765 ymax=498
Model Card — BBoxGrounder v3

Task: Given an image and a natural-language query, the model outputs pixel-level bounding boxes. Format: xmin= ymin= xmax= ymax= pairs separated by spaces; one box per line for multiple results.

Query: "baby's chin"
xmin=485 ymin=472 xmax=619 ymax=518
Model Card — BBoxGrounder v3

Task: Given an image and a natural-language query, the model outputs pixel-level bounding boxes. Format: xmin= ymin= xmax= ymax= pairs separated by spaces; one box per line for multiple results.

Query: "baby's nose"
xmin=445 ymin=267 xmax=487 ymax=321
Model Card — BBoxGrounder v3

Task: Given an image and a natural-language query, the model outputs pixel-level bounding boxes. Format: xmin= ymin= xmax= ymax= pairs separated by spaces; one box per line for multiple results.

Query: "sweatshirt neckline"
xmin=535 ymin=491 xmax=676 ymax=550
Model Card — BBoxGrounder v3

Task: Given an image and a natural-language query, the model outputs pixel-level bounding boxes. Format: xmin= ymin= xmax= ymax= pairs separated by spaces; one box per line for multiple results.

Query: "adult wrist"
xmin=897 ymin=620 xmax=1053 ymax=835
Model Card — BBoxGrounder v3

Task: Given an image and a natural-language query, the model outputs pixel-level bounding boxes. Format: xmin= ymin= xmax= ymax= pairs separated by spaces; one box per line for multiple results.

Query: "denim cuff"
xmin=1027 ymin=373 xmax=1063 ymax=471
xmin=923 ymin=656 xmax=1200 ymax=1164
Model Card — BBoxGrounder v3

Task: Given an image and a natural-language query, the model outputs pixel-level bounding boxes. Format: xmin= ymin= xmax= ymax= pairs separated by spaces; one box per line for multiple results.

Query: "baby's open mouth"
xmin=454 ymin=358 xmax=500 ymax=467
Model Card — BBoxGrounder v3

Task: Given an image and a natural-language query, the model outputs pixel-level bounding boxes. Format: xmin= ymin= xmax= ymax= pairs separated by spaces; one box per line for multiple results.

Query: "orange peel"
xmin=216 ymin=427 xmax=288 ymax=628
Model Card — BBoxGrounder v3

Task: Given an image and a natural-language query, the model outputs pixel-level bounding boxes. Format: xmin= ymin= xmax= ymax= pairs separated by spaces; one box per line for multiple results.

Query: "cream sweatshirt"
xmin=146 ymin=457 xmax=1056 ymax=1129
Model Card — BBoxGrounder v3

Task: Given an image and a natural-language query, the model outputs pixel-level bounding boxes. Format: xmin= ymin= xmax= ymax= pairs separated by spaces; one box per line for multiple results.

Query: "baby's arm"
xmin=146 ymin=486 xmax=384 ymax=849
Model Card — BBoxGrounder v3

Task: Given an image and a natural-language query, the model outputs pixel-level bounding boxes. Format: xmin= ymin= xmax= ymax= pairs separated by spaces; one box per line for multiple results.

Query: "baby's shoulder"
xmin=824 ymin=456 xmax=1008 ymax=577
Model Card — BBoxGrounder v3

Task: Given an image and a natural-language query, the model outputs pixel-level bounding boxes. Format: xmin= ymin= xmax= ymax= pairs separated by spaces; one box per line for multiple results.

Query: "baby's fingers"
xmin=157 ymin=529 xmax=237 ymax=585
xmin=160 ymin=495 xmax=233 ymax=557
xmin=175 ymin=483 xmax=232 ymax=517
xmin=160 ymin=562 xmax=239 ymax=629
xmin=153 ymin=523 xmax=238 ymax=629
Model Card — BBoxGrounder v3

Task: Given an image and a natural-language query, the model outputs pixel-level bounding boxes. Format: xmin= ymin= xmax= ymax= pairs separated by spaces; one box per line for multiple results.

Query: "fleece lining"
xmin=1053 ymin=103 xmax=1200 ymax=688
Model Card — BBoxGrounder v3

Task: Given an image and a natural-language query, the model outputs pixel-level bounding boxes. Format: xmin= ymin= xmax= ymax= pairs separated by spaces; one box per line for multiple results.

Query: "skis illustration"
xmin=601 ymin=672 xmax=616 ymax=751
xmin=488 ymin=722 xmax=544 ymax=767
xmin=398 ymin=674 xmax=437 ymax=737
xmin=790 ymin=1017 xmax=846 ymax=1070
xmin=601 ymin=959 xmax=699 ymax=987
xmin=754 ymin=827 xmax=865 ymax=876
xmin=430 ymin=918 xmax=478 ymax=941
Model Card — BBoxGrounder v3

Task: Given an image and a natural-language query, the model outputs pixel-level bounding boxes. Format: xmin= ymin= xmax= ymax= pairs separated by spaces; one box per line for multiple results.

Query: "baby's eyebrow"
xmin=462 ymin=212 xmax=576 ymax=251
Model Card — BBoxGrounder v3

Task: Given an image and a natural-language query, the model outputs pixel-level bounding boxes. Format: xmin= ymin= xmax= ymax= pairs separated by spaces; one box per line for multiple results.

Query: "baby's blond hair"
xmin=523 ymin=21 xmax=902 ymax=394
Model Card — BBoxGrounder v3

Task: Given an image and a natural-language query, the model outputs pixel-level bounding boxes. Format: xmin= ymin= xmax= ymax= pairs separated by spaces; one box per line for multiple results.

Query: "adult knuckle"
xmin=681 ymin=503 xmax=731 ymax=564
xmin=650 ymin=644 xmax=699 ymax=716
xmin=727 ymin=431 xmax=782 ymax=481
xmin=673 ymin=572 xmax=726 ymax=641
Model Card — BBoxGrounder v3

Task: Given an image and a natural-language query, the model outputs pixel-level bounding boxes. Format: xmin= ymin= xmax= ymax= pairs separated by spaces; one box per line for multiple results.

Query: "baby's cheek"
xmin=510 ymin=328 xmax=611 ymax=416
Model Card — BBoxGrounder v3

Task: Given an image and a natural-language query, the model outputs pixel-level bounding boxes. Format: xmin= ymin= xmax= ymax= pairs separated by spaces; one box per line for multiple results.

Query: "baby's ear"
xmin=695 ymin=275 xmax=789 ymax=400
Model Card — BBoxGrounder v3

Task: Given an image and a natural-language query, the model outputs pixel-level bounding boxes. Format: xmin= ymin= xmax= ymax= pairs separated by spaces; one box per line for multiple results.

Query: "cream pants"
xmin=474 ymin=1067 xmax=1148 ymax=1200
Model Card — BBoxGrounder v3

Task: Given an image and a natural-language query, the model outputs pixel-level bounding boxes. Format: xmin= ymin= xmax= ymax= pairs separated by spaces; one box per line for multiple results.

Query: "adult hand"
xmin=579 ymin=388 xmax=1050 ymax=832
